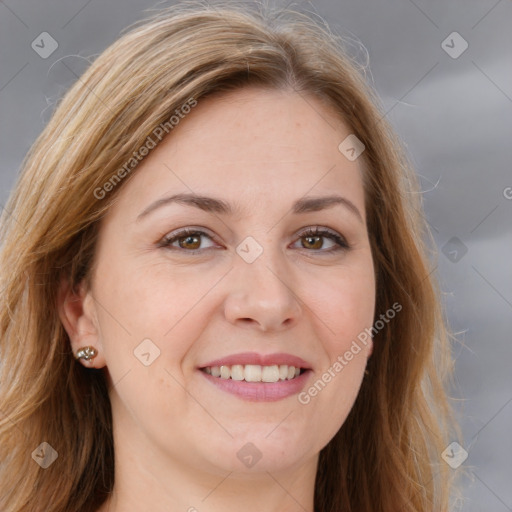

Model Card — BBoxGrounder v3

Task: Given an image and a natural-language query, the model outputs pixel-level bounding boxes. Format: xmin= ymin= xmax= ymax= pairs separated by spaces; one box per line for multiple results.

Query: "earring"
xmin=74 ymin=346 xmax=98 ymax=361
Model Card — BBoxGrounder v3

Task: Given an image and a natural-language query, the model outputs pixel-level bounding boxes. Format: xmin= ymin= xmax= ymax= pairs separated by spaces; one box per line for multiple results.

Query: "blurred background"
xmin=1 ymin=0 xmax=511 ymax=509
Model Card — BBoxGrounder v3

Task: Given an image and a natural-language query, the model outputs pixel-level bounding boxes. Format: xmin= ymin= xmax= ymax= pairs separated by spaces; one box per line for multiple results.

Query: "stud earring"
xmin=74 ymin=346 xmax=98 ymax=361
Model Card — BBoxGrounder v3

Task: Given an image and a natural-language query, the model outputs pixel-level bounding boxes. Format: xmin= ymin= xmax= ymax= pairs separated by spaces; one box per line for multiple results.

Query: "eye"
xmin=158 ymin=228 xmax=218 ymax=253
xmin=292 ymin=227 xmax=350 ymax=253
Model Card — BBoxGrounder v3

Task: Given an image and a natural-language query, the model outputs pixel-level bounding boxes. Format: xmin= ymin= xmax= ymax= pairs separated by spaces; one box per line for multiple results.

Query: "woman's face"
xmin=67 ymin=87 xmax=375 ymax=477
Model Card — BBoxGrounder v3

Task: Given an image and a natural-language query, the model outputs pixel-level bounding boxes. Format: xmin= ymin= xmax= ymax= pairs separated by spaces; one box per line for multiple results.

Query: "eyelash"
xmin=158 ymin=227 xmax=350 ymax=255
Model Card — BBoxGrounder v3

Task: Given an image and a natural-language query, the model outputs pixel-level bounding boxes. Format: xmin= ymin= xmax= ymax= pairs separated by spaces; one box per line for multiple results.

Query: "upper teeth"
xmin=203 ymin=364 xmax=301 ymax=382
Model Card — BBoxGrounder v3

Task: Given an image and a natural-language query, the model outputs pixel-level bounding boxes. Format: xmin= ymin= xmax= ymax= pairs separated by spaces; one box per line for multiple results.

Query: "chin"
xmin=204 ymin=433 xmax=314 ymax=474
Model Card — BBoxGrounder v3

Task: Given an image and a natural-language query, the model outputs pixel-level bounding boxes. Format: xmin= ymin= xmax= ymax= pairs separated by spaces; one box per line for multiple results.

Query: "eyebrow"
xmin=136 ymin=192 xmax=363 ymax=223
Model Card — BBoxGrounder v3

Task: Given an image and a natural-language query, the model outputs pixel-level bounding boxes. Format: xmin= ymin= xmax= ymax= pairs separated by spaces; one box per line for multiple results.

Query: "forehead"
xmin=111 ymin=87 xmax=366 ymax=221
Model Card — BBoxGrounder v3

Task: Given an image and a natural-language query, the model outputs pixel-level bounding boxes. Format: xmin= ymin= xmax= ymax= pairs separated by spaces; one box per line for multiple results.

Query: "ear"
xmin=57 ymin=278 xmax=106 ymax=368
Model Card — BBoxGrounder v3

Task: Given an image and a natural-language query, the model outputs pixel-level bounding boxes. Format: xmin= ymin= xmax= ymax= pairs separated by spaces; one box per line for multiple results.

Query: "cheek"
xmin=305 ymin=258 xmax=376 ymax=352
xmin=95 ymin=259 xmax=224 ymax=365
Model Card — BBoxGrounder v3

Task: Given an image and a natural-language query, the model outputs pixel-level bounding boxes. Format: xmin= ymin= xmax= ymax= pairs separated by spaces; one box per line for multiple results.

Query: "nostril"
xmin=239 ymin=318 xmax=258 ymax=326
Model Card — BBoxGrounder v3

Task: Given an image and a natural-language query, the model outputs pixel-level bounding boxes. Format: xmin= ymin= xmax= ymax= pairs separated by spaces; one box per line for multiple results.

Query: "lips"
xmin=197 ymin=352 xmax=313 ymax=401
xmin=199 ymin=352 xmax=312 ymax=370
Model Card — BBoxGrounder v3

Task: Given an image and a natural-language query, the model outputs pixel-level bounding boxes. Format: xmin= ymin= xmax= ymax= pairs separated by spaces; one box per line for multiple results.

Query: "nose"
xmin=223 ymin=250 xmax=302 ymax=332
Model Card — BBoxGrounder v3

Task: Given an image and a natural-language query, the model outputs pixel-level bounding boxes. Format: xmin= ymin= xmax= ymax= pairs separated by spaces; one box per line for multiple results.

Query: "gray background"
xmin=1 ymin=0 xmax=511 ymax=509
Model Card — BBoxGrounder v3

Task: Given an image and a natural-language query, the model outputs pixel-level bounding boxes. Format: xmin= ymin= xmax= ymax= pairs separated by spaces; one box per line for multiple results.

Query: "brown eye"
xmin=177 ymin=234 xmax=201 ymax=250
xmin=160 ymin=228 xmax=217 ymax=253
xmin=294 ymin=227 xmax=349 ymax=253
xmin=302 ymin=235 xmax=324 ymax=250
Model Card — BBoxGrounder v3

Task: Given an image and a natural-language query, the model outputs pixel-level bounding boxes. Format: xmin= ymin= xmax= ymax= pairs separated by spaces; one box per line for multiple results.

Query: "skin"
xmin=59 ymin=87 xmax=376 ymax=512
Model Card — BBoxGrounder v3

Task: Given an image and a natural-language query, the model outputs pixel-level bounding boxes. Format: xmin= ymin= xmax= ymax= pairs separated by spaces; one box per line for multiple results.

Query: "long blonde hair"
xmin=0 ymin=2 xmax=462 ymax=510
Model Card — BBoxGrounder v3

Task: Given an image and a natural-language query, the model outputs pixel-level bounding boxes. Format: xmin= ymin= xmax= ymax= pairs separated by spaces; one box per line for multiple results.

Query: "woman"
xmin=0 ymin=2 xmax=462 ymax=511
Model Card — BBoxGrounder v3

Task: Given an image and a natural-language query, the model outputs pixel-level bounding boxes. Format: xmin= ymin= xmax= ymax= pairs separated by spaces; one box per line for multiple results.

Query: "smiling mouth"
xmin=200 ymin=364 xmax=307 ymax=383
